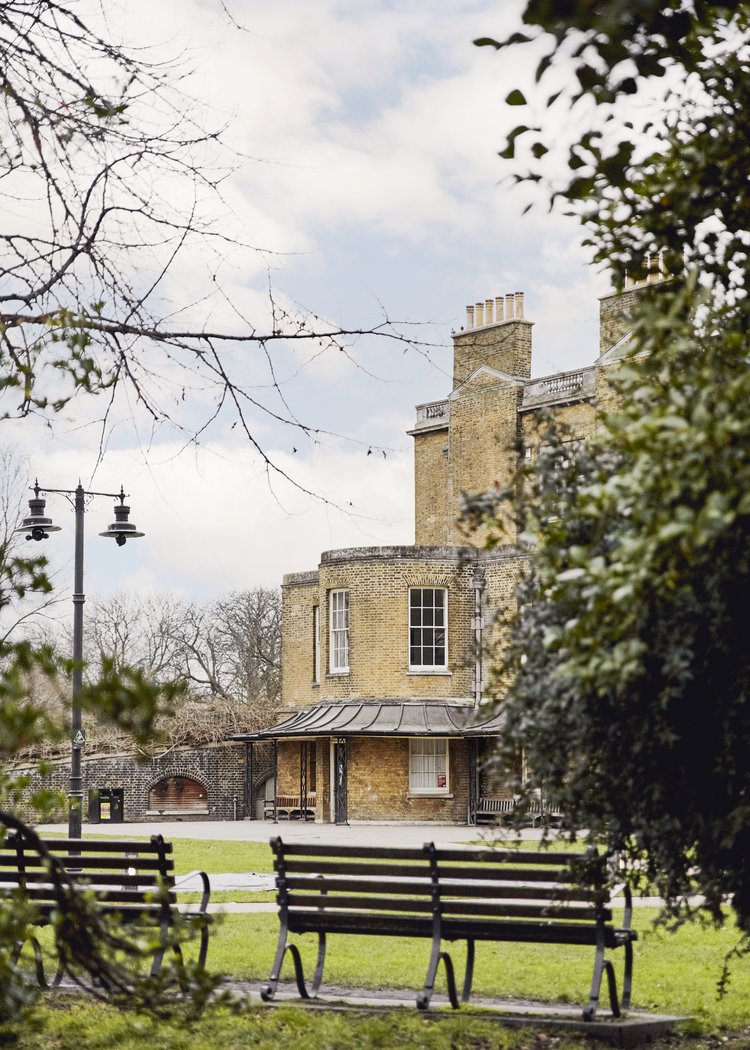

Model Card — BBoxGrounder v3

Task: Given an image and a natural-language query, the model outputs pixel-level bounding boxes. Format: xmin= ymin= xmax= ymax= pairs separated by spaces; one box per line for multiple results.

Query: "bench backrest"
xmin=428 ymin=845 xmax=611 ymax=928
xmin=271 ymin=838 xmax=438 ymax=936
xmin=270 ymin=838 xmax=612 ymax=933
xmin=0 ymin=833 xmax=176 ymax=919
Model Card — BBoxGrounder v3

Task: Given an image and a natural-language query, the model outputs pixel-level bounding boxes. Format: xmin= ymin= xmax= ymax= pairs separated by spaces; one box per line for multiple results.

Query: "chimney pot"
xmin=515 ymin=291 xmax=524 ymax=318
xmin=466 ymin=305 xmax=475 ymax=329
xmin=475 ymin=302 xmax=484 ymax=326
xmin=505 ymin=293 xmax=514 ymax=320
xmin=485 ymin=298 xmax=494 ymax=325
xmin=495 ymin=296 xmax=504 ymax=322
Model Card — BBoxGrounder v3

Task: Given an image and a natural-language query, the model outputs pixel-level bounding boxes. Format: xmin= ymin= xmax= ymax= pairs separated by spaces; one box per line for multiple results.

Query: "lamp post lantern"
xmin=17 ymin=481 xmax=144 ymax=838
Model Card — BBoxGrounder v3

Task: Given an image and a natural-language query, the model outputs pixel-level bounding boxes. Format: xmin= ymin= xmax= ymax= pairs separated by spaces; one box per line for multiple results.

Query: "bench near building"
xmin=260 ymin=837 xmax=637 ymax=1020
xmin=239 ymin=279 xmax=661 ymax=825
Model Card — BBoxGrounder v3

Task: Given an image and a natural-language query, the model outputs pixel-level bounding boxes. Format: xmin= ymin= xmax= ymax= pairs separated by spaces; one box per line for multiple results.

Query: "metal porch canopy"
xmin=234 ymin=700 xmax=480 ymax=740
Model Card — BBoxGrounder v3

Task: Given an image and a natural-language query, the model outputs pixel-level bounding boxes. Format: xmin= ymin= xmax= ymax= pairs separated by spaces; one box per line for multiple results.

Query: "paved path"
xmin=34 ymin=818 xmax=552 ymax=906
xmin=36 ymin=818 xmax=550 ymax=846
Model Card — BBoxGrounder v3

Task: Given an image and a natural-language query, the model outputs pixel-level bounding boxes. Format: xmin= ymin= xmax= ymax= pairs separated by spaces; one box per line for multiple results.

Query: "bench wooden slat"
xmin=30 ymin=838 xmax=167 ymax=853
xmin=285 ymin=892 xmax=606 ymax=922
xmin=0 ymin=855 xmax=173 ymax=872
xmin=289 ymin=911 xmax=433 ymax=937
xmin=432 ymin=847 xmax=581 ymax=865
xmin=283 ymin=874 xmax=432 ymax=895
xmin=439 ymin=898 xmax=606 ymax=920
xmin=281 ymin=859 xmax=431 ymax=878
xmin=286 ymin=892 xmax=433 ymax=913
xmin=279 ymin=843 xmax=426 ymax=861
xmin=434 ymin=864 xmax=573 ymax=883
xmin=5 ymin=890 xmax=176 ymax=907
xmin=282 ymin=872 xmax=599 ymax=902
xmin=440 ymin=919 xmax=608 ymax=946
xmin=436 ymin=881 xmax=598 ymax=902
xmin=0 ymin=872 xmax=165 ymax=888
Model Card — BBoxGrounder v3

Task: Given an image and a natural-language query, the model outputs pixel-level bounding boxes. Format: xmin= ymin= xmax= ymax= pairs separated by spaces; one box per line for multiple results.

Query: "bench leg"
xmin=418 ymin=942 xmax=459 ymax=1010
xmin=260 ymin=919 xmax=290 ymax=1001
xmin=604 ymin=960 xmax=620 ymax=1018
xmin=584 ymin=933 xmax=606 ymax=1021
xmin=585 ymin=941 xmax=621 ymax=1021
xmin=461 ymin=939 xmax=476 ymax=1004
xmin=13 ymin=937 xmax=48 ymax=988
xmin=621 ymin=939 xmax=634 ymax=1011
xmin=261 ymin=928 xmax=327 ymax=1002
xmin=196 ymin=920 xmax=210 ymax=972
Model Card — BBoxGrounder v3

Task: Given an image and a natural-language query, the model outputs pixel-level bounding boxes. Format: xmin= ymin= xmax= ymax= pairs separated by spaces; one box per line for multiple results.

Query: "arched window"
xmin=148 ymin=776 xmax=208 ymax=814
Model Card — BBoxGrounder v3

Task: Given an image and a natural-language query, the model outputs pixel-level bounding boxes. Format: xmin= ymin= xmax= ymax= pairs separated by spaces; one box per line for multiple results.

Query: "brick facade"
xmin=261 ymin=281 xmax=652 ymax=824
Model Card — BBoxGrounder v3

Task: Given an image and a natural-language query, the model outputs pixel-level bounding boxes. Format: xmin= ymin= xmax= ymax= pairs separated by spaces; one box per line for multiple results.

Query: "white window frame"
xmin=409 ymin=738 xmax=449 ymax=795
xmin=312 ymin=604 xmax=320 ymax=684
xmin=329 ymin=589 xmax=349 ymax=673
xmin=408 ymin=587 xmax=447 ymax=671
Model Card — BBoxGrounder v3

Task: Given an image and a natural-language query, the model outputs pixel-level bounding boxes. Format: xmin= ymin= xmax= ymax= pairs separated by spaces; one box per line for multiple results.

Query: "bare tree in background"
xmin=78 ymin=587 xmax=281 ymax=746
xmin=83 ymin=592 xmax=187 ymax=681
xmin=177 ymin=588 xmax=281 ymax=711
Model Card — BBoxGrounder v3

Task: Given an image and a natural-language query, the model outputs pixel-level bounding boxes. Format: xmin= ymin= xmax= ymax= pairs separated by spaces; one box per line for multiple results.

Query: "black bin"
xmin=89 ymin=787 xmax=124 ymax=824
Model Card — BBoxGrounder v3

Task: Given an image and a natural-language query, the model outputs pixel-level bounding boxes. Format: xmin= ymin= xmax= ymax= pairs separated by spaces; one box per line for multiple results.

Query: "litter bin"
xmin=88 ymin=787 xmax=124 ymax=824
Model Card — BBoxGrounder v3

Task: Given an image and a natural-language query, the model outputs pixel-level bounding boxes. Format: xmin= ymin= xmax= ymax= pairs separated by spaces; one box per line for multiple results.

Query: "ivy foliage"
xmin=474 ymin=4 xmax=750 ymax=931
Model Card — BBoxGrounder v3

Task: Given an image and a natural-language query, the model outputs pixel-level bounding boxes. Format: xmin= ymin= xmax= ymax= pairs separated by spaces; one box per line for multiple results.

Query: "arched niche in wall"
xmin=148 ymin=775 xmax=208 ymax=815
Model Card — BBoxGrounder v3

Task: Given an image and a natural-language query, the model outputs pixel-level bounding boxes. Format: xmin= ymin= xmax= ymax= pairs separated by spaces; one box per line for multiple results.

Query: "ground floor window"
xmin=409 ymin=738 xmax=449 ymax=794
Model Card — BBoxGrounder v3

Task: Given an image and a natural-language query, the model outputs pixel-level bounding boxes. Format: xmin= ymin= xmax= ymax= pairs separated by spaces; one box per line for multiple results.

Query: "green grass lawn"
xmin=168 ymin=838 xmax=275 ymax=876
xmin=205 ymin=908 xmax=750 ymax=1029
xmin=5 ymin=1003 xmax=591 ymax=1050
xmin=7 ymin=904 xmax=750 ymax=1049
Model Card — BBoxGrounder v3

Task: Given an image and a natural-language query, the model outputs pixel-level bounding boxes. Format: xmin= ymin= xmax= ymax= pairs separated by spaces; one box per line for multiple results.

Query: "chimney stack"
xmin=463 ymin=291 xmax=528 ymax=330
xmin=453 ymin=290 xmax=533 ymax=383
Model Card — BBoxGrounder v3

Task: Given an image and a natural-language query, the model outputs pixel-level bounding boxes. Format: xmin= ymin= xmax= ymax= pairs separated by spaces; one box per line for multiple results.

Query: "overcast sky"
xmin=11 ymin=0 xmax=609 ymax=606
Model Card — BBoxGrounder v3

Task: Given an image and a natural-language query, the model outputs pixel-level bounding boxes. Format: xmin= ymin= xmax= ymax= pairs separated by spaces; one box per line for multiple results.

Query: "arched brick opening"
xmin=148 ymin=774 xmax=209 ymax=816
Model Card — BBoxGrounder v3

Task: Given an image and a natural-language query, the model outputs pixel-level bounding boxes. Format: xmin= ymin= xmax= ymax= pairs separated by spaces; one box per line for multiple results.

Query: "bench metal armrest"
xmin=174 ymin=869 xmax=211 ymax=913
xmin=610 ymin=881 xmax=633 ymax=933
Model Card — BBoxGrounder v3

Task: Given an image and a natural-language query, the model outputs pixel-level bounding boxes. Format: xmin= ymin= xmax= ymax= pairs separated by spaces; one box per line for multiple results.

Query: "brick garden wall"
xmin=11 ymin=741 xmax=275 ymax=824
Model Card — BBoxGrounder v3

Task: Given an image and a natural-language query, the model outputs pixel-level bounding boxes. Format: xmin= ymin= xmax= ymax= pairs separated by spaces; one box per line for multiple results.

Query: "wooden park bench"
xmin=0 ymin=831 xmax=211 ymax=988
xmin=475 ymin=796 xmax=564 ymax=827
xmin=263 ymin=794 xmax=316 ymax=821
xmin=260 ymin=838 xmax=636 ymax=1021
xmin=475 ymin=796 xmax=515 ymax=823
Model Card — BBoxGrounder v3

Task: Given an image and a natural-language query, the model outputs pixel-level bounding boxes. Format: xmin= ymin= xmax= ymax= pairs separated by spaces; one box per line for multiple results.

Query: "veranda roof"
xmin=234 ymin=701 xmax=504 ymax=740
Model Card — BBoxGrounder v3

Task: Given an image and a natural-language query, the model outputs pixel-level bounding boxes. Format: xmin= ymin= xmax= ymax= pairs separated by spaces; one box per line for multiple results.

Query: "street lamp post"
xmin=17 ymin=481 xmax=144 ymax=838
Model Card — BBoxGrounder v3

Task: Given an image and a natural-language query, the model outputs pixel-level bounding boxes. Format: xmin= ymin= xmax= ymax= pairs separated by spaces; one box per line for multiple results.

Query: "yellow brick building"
xmin=239 ymin=279 xmax=651 ymax=824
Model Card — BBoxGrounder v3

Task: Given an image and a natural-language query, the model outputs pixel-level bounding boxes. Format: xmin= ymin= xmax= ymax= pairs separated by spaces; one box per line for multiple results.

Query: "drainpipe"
xmin=470 ymin=565 xmax=485 ymax=709
xmin=245 ymin=740 xmax=254 ymax=820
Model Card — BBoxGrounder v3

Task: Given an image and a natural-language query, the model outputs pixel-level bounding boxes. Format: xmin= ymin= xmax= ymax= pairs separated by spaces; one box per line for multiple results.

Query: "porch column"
xmin=468 ymin=737 xmax=480 ymax=825
xmin=299 ymin=740 xmax=309 ymax=821
xmin=245 ymin=740 xmax=254 ymax=820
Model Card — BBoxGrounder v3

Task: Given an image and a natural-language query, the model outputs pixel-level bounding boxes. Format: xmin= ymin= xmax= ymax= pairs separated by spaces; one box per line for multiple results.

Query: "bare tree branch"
xmin=0 ymin=1 xmax=440 ymax=499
